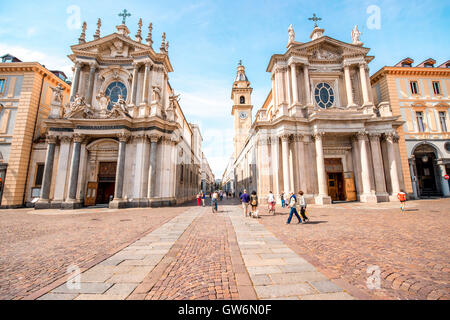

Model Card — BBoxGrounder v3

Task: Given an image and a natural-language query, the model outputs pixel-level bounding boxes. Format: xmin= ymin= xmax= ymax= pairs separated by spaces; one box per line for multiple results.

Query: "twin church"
xmin=226 ymin=19 xmax=408 ymax=204
xmin=8 ymin=14 xmax=417 ymax=209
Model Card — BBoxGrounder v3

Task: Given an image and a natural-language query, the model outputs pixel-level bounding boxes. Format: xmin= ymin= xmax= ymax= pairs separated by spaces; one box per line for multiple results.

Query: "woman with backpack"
xmin=297 ymin=190 xmax=309 ymax=223
xmin=250 ymin=191 xmax=258 ymax=218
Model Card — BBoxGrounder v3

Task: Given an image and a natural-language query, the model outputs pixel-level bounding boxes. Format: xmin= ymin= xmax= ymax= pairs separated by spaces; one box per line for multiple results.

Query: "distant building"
xmin=371 ymin=58 xmax=450 ymax=198
xmin=201 ymin=153 xmax=214 ymax=193
xmin=0 ymin=54 xmax=71 ymax=207
xmin=222 ymin=156 xmax=235 ymax=195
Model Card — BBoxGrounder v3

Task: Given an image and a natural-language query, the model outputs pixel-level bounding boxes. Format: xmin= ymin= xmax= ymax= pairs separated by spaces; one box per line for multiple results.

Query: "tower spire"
xmin=160 ymin=32 xmax=166 ymax=53
xmin=146 ymin=23 xmax=153 ymax=47
xmin=93 ymin=18 xmax=101 ymax=40
xmin=135 ymin=18 xmax=143 ymax=43
xmin=78 ymin=21 xmax=87 ymax=44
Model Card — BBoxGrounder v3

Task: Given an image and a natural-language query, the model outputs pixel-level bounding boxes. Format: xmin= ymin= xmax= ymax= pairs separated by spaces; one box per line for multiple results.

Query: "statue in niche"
xmin=152 ymin=86 xmax=161 ymax=104
xmin=50 ymin=84 xmax=64 ymax=104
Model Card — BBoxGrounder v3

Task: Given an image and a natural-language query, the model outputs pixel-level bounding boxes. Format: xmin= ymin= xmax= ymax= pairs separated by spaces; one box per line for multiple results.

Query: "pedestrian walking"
xmin=267 ymin=191 xmax=276 ymax=215
xmin=211 ymin=190 xmax=219 ymax=213
xmin=196 ymin=192 xmax=202 ymax=206
xmin=280 ymin=191 xmax=285 ymax=208
xmin=297 ymin=190 xmax=309 ymax=223
xmin=286 ymin=191 xmax=302 ymax=224
xmin=240 ymin=189 xmax=250 ymax=217
xmin=250 ymin=191 xmax=258 ymax=218
xmin=201 ymin=192 xmax=206 ymax=207
xmin=397 ymin=190 xmax=406 ymax=212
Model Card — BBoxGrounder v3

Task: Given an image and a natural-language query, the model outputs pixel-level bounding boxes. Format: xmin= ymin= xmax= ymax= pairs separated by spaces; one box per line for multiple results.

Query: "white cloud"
xmin=26 ymin=27 xmax=37 ymax=37
xmin=0 ymin=43 xmax=72 ymax=77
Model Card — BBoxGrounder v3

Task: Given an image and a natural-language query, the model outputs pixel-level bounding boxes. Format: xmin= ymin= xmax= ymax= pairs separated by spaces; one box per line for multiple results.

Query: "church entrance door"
xmin=85 ymin=182 xmax=98 ymax=206
xmin=95 ymin=162 xmax=117 ymax=205
xmin=325 ymin=158 xmax=345 ymax=202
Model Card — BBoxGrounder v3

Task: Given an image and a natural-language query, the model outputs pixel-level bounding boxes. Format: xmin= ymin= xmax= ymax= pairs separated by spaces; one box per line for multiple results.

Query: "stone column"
xmin=295 ymin=134 xmax=307 ymax=192
xmin=409 ymin=157 xmax=419 ymax=199
xmin=142 ymin=63 xmax=151 ymax=104
xmin=86 ymin=62 xmax=96 ymax=105
xmin=63 ymin=134 xmax=83 ymax=209
xmin=357 ymin=131 xmax=377 ymax=202
xmin=271 ymin=74 xmax=277 ymax=108
xmin=147 ymin=135 xmax=159 ymax=200
xmin=36 ymin=136 xmax=57 ymax=208
xmin=303 ymin=64 xmax=311 ymax=105
xmin=285 ymin=67 xmax=291 ymax=106
xmin=130 ymin=62 xmax=139 ymax=105
xmin=359 ymin=63 xmax=370 ymax=105
xmin=132 ymin=134 xmax=148 ymax=205
xmin=385 ymin=132 xmax=401 ymax=197
xmin=115 ymin=135 xmax=127 ymax=199
xmin=291 ymin=64 xmax=299 ymax=105
xmin=438 ymin=162 xmax=450 ymax=197
xmin=281 ymin=134 xmax=291 ymax=194
xmin=70 ymin=62 xmax=82 ymax=101
xmin=53 ymin=136 xmax=71 ymax=203
xmin=313 ymin=132 xmax=331 ymax=204
xmin=344 ymin=65 xmax=355 ymax=107
xmin=369 ymin=133 xmax=388 ymax=201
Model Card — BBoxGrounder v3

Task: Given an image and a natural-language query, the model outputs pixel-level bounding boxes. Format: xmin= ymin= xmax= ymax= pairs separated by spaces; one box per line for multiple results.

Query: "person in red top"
xmin=397 ymin=191 xmax=406 ymax=212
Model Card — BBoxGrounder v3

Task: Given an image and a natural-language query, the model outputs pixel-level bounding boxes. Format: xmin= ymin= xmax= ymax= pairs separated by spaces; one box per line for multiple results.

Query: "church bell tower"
xmin=231 ymin=61 xmax=253 ymax=159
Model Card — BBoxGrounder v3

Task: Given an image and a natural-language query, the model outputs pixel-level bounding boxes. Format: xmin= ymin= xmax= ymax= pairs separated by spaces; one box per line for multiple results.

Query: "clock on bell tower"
xmin=231 ymin=61 xmax=253 ymax=159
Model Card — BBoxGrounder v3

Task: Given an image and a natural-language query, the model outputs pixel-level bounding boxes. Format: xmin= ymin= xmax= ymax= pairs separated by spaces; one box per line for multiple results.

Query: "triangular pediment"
xmin=291 ymin=36 xmax=370 ymax=58
xmin=71 ymin=33 xmax=152 ymax=59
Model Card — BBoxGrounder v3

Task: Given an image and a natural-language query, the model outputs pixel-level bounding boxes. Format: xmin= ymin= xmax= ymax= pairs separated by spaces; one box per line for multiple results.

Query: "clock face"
xmin=239 ymin=111 xmax=248 ymax=120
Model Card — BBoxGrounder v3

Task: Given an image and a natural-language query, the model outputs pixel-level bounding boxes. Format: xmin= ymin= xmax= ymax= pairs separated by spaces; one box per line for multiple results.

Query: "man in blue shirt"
xmin=240 ymin=189 xmax=250 ymax=217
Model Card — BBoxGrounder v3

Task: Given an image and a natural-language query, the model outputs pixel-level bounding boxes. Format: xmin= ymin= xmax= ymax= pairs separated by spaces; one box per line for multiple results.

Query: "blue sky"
xmin=1 ymin=0 xmax=449 ymax=177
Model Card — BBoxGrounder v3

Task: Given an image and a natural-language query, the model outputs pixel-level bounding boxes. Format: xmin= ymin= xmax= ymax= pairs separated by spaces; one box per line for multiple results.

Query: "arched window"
xmin=240 ymin=96 xmax=245 ymax=104
xmin=105 ymin=81 xmax=127 ymax=110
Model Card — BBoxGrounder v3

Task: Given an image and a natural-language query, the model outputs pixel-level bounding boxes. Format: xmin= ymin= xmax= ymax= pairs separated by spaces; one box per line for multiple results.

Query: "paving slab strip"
xmin=38 ymin=207 xmax=202 ymax=300
xmin=228 ymin=206 xmax=354 ymax=300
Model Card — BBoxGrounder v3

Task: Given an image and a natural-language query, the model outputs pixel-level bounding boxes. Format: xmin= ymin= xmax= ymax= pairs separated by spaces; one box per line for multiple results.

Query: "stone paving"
xmin=2 ymin=198 xmax=448 ymax=300
xmin=229 ymin=205 xmax=353 ymax=300
xmin=38 ymin=207 xmax=202 ymax=300
xmin=258 ymin=198 xmax=450 ymax=300
xmin=0 ymin=205 xmax=188 ymax=300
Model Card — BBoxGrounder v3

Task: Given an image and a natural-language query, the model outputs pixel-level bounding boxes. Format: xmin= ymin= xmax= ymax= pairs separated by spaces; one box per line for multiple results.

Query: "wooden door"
xmin=85 ymin=182 xmax=98 ymax=206
xmin=343 ymin=172 xmax=356 ymax=201
xmin=328 ymin=173 xmax=339 ymax=201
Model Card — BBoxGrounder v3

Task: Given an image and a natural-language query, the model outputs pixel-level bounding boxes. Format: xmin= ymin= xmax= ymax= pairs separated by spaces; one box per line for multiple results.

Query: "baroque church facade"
xmin=30 ymin=18 xmax=206 ymax=209
xmin=227 ymin=22 xmax=408 ymax=205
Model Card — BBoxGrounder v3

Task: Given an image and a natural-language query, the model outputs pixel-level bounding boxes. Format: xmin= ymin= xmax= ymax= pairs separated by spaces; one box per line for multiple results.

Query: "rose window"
xmin=314 ymin=82 xmax=335 ymax=109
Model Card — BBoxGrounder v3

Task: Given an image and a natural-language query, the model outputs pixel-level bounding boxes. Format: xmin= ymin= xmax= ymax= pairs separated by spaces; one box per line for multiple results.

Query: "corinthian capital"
xmin=117 ymin=132 xmax=130 ymax=142
xmin=356 ymin=130 xmax=368 ymax=141
xmin=312 ymin=131 xmax=325 ymax=141
xmin=72 ymin=133 xmax=84 ymax=143
xmin=280 ymin=134 xmax=291 ymax=142
xmin=384 ymin=131 xmax=399 ymax=143
xmin=46 ymin=135 xmax=57 ymax=144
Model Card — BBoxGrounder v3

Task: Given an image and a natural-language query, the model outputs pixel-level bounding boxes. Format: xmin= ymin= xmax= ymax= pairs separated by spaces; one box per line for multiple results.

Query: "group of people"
xmin=239 ymin=189 xmax=310 ymax=224
xmin=197 ymin=190 xmax=231 ymax=213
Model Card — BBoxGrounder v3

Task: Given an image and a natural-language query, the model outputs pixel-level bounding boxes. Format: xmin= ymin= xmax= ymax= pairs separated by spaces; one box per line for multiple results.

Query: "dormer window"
xmin=424 ymin=63 xmax=434 ymax=68
xmin=401 ymin=63 xmax=412 ymax=67
xmin=240 ymin=96 xmax=245 ymax=104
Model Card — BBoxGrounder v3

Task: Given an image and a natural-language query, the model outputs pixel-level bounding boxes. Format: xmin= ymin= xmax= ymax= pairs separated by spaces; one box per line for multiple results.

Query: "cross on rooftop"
xmin=119 ymin=9 xmax=131 ymax=25
xmin=308 ymin=13 xmax=322 ymax=27
xmin=238 ymin=60 xmax=242 ymax=66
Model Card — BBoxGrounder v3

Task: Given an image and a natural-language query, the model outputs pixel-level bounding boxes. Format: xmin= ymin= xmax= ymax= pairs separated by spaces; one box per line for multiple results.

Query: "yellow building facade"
xmin=371 ymin=58 xmax=450 ymax=198
xmin=0 ymin=55 xmax=71 ymax=207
